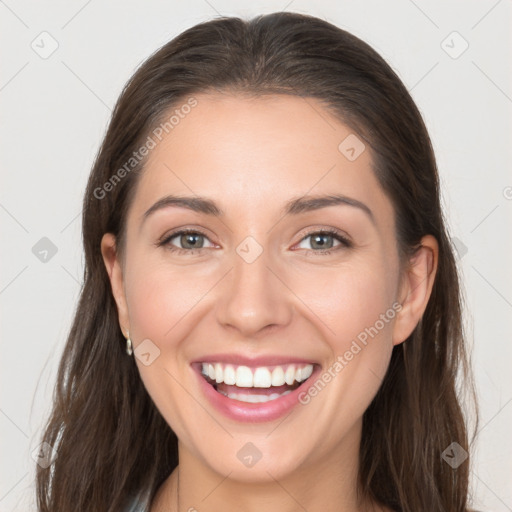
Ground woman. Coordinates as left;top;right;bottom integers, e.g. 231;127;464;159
36;12;477;512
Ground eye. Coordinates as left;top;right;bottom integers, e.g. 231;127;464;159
295;229;352;255
157;228;352;256
158;229;215;254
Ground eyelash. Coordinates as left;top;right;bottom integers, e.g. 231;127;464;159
157;228;352;256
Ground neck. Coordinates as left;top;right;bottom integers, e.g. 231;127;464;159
150;420;384;512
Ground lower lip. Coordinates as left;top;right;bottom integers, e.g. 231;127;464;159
193;365;320;423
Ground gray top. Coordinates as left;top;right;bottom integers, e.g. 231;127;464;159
124;491;150;512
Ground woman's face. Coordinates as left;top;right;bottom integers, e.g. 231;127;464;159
102;93;432;482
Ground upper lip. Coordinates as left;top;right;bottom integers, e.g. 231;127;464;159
190;353;319;368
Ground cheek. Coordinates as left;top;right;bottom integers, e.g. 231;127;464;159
289;267;397;447
295;260;398;350
124;257;214;341
293;256;399;418
123;258;214;443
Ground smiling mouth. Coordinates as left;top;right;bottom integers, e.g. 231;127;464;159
199;362;315;403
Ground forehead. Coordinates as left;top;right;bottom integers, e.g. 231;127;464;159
130;92;393;226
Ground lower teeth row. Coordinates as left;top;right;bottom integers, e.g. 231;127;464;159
217;389;292;403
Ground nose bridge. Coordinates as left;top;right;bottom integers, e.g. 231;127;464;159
215;235;292;336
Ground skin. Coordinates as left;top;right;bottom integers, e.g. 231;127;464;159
101;93;438;512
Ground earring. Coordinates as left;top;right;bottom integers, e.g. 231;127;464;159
125;331;133;356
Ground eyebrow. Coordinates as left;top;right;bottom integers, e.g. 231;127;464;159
142;193;375;225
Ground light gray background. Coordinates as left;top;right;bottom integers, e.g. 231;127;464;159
1;0;511;510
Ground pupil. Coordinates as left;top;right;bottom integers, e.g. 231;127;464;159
183;233;202;249
312;234;332;250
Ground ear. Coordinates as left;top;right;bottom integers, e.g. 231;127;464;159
392;235;438;346
100;233;130;336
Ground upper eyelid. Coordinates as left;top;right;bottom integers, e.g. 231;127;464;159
295;226;351;242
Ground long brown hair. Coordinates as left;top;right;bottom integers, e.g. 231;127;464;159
36;12;477;511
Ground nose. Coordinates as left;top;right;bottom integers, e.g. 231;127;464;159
215;243;293;338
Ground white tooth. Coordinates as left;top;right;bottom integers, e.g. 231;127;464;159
208;363;215;380
300;364;313;381
230;393;253;403
223;365;236;385
201;362;209;377
284;365;296;385
253;367;272;388
215;363;223;383
236;366;253;387
271;367;285;386
224;389;291;403
295;367;302;382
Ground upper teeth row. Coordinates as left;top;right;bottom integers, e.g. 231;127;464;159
201;363;314;388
